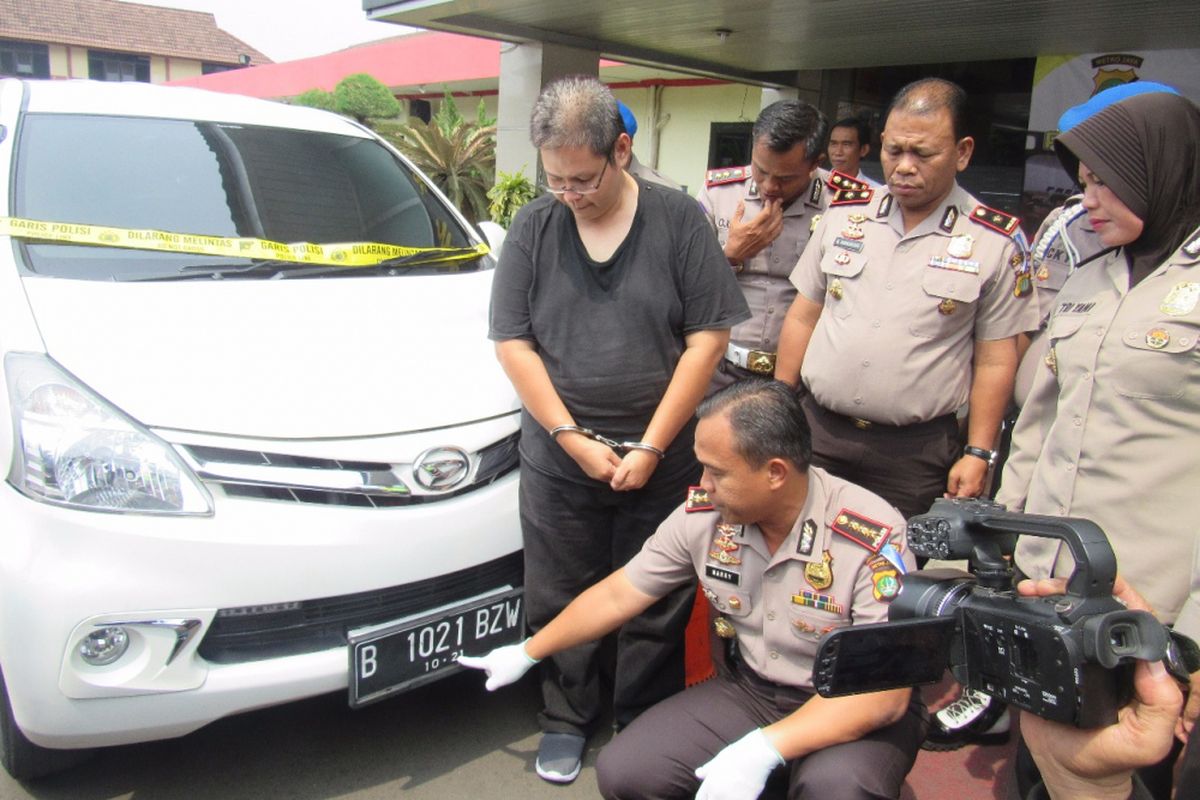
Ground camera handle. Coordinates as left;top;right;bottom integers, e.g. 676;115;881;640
977;511;1118;622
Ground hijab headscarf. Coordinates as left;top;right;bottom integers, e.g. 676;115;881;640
1054;92;1200;283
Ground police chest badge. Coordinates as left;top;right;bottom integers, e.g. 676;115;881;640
947;235;974;259
708;523;743;566
1160;282;1200;316
804;550;833;590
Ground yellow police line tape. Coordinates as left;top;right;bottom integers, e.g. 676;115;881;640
0;217;489;267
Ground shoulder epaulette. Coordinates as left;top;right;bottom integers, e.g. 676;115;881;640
969;204;1022;237
685;486;715;512
831;509;891;553
830;187;873;206
705;166;751;188
827;170;870;193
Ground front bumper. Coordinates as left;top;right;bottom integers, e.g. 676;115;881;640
0;465;521;749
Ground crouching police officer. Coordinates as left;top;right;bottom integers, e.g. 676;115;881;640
462;380;927;800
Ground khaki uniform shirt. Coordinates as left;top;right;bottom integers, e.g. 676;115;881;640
1015;197;1106;405
624;467;913;688
1001;231;1200;638
790;184;1040;424
697;169;829;354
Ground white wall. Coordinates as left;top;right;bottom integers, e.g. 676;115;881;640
614;83;763;195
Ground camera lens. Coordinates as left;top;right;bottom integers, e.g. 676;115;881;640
889;571;974;621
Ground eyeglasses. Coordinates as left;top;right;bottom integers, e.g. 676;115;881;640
541;157;610;196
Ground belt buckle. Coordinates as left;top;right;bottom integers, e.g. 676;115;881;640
851;417;872;430
747;350;776;375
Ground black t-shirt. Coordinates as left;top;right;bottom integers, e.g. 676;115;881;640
489;179;750;482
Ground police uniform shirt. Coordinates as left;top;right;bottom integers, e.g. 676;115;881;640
1029;196;1105;327
697;168;829;355
1001;230;1200;640
623;467;913;688
790;183;1040;425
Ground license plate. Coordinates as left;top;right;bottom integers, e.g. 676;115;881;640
348;587;524;707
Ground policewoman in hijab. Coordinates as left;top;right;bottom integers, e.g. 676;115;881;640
997;91;1200;796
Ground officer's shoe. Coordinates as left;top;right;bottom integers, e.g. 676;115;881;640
536;732;586;783
921;688;1011;751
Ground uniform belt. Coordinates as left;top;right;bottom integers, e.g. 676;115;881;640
725;343;776;375
807;397;956;433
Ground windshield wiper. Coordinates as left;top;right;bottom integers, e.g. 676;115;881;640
129;251;483;282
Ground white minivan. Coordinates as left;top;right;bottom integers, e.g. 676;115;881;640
0;78;523;779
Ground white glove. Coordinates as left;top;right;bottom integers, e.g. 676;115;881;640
694;728;785;800
458;639;540;691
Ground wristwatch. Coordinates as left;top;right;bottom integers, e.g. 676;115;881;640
963;445;999;466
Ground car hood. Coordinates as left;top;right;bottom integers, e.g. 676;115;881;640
21;272;519;438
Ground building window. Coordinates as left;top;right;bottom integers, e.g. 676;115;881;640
88;51;150;82
0;40;50;79
201;63;236;75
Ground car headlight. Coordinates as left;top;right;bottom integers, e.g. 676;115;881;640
5;352;212;515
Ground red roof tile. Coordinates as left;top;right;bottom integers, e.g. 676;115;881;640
0;0;271;65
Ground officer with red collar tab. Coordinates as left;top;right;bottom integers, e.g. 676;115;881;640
697;101;832;389
462;381;925;800
776;77;1038;524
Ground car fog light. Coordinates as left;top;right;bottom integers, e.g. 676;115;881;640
79;626;130;666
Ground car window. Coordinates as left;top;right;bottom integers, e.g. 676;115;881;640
12;113;480;280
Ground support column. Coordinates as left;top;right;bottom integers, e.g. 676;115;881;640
496;42;599;184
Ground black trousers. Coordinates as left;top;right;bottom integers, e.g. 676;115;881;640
802;394;960;522
519;457;699;736
596;664;928;800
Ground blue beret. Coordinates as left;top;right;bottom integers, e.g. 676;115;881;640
617;100;638;138
1057;80;1181;132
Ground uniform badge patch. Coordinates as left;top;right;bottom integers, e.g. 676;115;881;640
877;195;893;218
969;204;1022;237
828;278;845;300
809;177;824;205
834;237;864;253
1161;282;1200;316
831;188;873;206
705;166;751;187
831;509;891;553
872;569;901;601
804;550;834;590
1045;346;1058;376
1013;271;1033;298
1145;328;1171;349
827;171;870;193
810;214;822;233
940;206;959;233
947;234;974;258
797;519;818;555
708;524;743;565
938;298;957;315
686;486;714;512
791;590;845;615
713;616;736;638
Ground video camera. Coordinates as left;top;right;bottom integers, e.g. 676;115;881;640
813;497;1170;728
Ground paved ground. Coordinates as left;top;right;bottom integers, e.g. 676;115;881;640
0;667;1019;799
0;670;610;799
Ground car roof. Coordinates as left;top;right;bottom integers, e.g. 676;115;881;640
9;79;368;137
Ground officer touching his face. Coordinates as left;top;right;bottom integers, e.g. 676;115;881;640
698;101;831;390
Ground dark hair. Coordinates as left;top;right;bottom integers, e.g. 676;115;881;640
831;117;871;148
530;74;622;156
696;380;812;470
752;100;829;162
886;78;969;141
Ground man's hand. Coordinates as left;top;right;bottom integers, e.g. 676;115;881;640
610;449;659;492
724;199;783;264
694;728;784;800
458;641;540;691
1016;576;1183;800
558;432;622;483
945;454;988;498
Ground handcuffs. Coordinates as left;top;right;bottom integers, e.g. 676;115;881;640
548;425;666;459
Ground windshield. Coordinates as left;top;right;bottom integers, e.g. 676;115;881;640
12;113;484;280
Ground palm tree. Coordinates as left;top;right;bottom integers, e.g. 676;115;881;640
381;94;496;223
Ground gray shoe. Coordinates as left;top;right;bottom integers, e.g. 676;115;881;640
535;732;585;784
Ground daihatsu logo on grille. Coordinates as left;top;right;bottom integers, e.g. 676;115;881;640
413;447;470;491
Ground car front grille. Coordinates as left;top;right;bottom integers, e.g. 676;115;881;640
179;432;518;507
197;551;523;664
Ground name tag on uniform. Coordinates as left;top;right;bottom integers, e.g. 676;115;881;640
833;237;864;253
705;565;740;585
